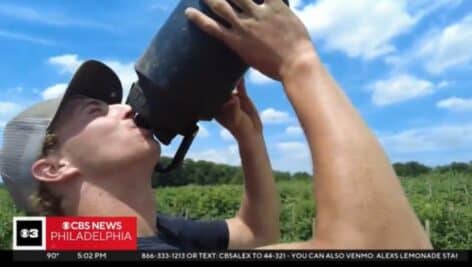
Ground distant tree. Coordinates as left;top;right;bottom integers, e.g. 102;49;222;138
436;162;471;174
233;167;244;184
393;161;431;177
154;158;472;187
274;171;291;182
293;172;311;180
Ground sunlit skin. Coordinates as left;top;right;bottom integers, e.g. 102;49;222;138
32;95;160;236
185;0;432;249
32;83;281;249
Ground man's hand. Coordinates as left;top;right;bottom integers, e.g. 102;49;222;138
216;79;262;140
215;81;280;249
185;0;316;80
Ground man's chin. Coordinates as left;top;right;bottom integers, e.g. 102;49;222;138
145;148;160;164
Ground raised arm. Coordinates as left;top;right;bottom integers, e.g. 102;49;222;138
186;0;432;249
216;81;280;248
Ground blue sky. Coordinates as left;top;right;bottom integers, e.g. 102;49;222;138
0;0;471;174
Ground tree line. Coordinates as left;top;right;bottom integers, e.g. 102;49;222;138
393;161;472;177
0;159;469;189
152;157;312;187
152;157;472;187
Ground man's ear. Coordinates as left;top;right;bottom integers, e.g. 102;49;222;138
32;158;79;183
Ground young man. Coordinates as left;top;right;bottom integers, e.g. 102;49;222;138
1;62;279;250
1;0;431;250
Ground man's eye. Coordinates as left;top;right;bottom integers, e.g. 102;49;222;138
89;107;102;115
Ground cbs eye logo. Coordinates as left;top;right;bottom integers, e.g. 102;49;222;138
20;228;39;239
13;217;46;250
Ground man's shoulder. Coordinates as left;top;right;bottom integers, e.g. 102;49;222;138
138;235;180;250
150;213;229;250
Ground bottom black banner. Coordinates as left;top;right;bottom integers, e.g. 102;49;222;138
2;250;469;262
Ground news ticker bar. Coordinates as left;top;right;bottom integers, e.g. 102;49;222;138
10;251;470;262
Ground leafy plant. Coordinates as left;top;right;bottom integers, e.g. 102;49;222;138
0;172;470;249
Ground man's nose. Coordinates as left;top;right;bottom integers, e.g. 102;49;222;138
111;104;134;119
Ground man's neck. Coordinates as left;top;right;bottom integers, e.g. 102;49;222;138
63;170;158;237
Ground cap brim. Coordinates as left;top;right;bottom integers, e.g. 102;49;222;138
49;60;123;129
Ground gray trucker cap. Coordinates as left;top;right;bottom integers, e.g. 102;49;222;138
0;60;123;213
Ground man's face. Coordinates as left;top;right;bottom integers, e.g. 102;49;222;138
52;95;160;177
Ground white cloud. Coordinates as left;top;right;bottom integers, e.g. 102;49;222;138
368;74;434;106
197;123;210;138
380;123;472;153
247;68;275;84
219;129;233;141
41;83;67;100
417;15;472;74
0;102;21;114
272;141;312;173
0;3;115;32
276;142;310;158
409;0;463;18
46;54;138;101
103;60;137;100
187;145;240;166
150;1;172;12
0;28;55;46
387;14;472;74
437;97;472;112
289;0;304;9
293;0;457;60
437;80;454;89
295;0;416;60
285;126;303;136
0;102;22;129
48;54;81;74
260;108;291;124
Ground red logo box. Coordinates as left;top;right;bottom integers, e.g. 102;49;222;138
46;217;137;251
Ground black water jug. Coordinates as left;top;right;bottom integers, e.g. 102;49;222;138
127;0;289;173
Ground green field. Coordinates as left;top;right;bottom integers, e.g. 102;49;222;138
1;172;471;249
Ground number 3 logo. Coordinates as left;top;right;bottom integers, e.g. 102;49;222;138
20;229;39;238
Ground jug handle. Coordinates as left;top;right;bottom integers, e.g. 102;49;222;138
153;125;199;175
